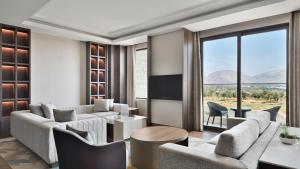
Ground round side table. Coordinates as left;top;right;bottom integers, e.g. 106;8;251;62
130;126;188;169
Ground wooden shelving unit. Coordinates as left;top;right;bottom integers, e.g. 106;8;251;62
0;24;30;137
86;42;108;104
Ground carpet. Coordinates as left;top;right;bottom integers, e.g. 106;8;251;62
0;137;206;169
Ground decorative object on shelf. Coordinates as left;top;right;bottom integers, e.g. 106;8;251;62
279;124;299;145
0;23;31;138
86;42;109;104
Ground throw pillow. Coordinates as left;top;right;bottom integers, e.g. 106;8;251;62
246;111;271;134
53;109;77;122
94;99;110;112
109;99;114;111
29;104;45;117
214;119;259;158
41;103;56;120
66;125;94;144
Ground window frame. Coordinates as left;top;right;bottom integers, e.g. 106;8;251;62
135;48;148;99
200;23;289;125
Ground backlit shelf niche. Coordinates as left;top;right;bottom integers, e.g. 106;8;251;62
86;42;107;104
0;24;30;117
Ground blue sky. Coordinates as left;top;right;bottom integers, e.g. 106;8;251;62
203;29;287;76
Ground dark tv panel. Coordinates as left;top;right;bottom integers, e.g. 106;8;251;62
149;74;182;100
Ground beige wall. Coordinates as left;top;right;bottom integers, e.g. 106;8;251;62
150;29;184;127
31;32;86;107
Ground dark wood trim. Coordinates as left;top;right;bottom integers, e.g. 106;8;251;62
237;33;242;117
120;46;126;103
109;45;127;103
111;45;120;102
107;45;112;99
147;36;152;125
86;42;109;104
286;22;291;126
0;23;31;138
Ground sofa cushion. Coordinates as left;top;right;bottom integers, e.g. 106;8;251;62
215;119;259;158
240;122;280;169
246;111;270;134
77;114;98;120
62;105;94;114
92;111;119;117
29;104;45;117
53;109;77;122
194;143;216;153
41;104;56;120
94;99;110;112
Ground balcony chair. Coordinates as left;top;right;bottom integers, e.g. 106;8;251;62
264;106;281;121
53;127;126;169
207;101;228;127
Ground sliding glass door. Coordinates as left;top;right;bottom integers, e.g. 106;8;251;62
241;29;287;122
203;36;237;128
202;25;288;128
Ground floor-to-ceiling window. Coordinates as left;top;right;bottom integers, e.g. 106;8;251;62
135;49;148;99
203;36;238;128
202;25;288;128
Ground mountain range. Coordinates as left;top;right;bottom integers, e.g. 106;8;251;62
204;70;286;84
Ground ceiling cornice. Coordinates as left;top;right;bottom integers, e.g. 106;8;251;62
22;0;285;45
22;19;112;44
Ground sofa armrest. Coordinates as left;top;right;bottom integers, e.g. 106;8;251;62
158;143;246;169
10;111;63;164
227;117;246;129
113;103;129;116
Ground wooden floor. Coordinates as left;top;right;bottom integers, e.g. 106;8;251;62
0;156;10;169
0;130;219;169
189;130;219;140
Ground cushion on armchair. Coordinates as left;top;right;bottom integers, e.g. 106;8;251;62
66;125;94;144
214;119;259;158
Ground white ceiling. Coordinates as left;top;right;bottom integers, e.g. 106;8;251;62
0;0;49;26
1;0;300;45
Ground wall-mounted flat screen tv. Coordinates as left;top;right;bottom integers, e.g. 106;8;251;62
149;74;182;100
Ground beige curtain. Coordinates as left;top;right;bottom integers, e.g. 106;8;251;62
192;32;204;131
289;11;300;127
126;45;137;107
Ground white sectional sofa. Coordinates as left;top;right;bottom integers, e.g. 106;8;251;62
10;103;129;166
158;111;280;169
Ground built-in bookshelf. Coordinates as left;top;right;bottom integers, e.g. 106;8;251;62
86;42;108;104
0;24;30;134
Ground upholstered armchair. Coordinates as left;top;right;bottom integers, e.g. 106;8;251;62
53;127;126;169
264;106;281;121
207;101;229;127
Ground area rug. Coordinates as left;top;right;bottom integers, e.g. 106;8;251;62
0;137;206;169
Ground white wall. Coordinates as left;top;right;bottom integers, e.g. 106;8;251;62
151;29;184;127
31;32;86;107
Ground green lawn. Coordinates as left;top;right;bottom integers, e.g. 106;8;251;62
203;84;286;124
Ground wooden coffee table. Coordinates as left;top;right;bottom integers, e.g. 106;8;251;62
130;126;188;169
